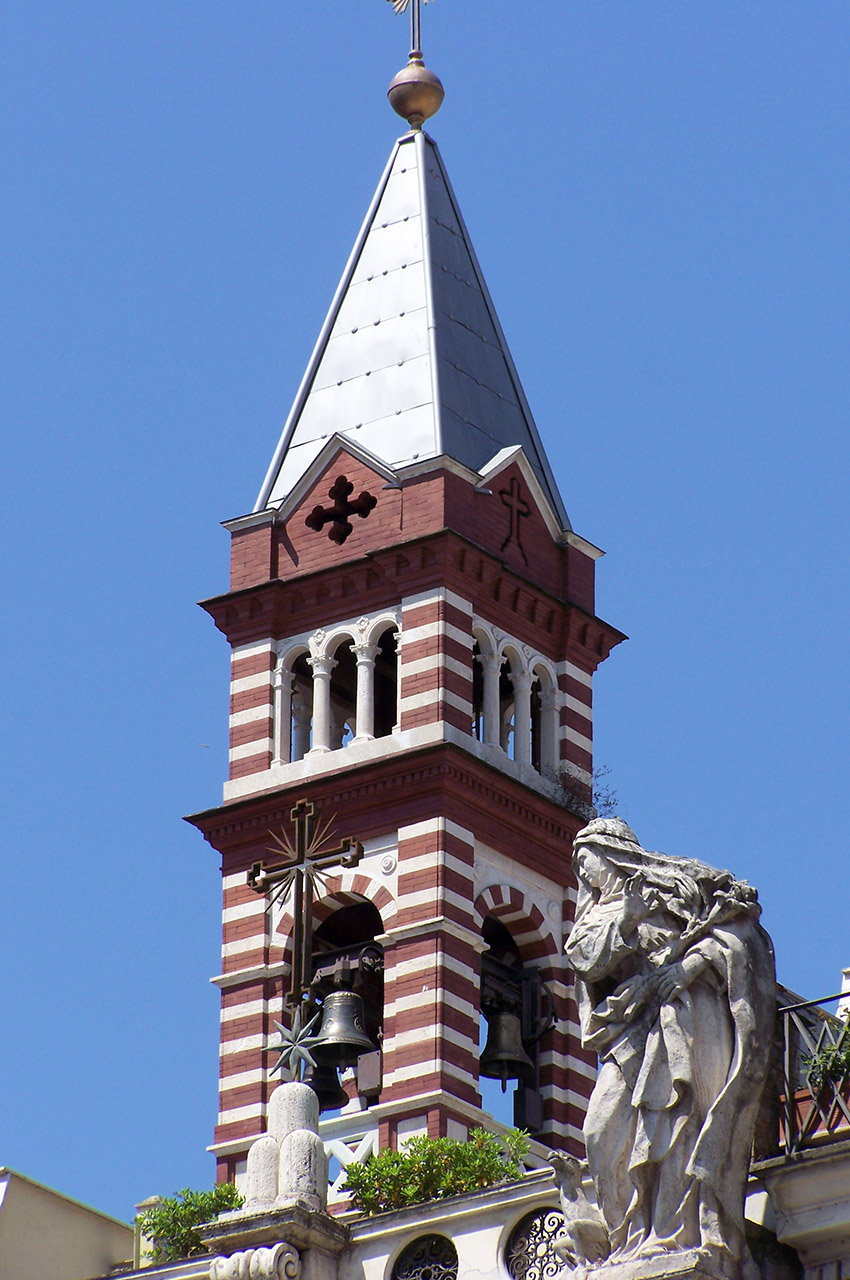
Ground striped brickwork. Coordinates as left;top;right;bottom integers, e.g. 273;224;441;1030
228;639;275;782
214;856;397;1179
558;657;594;789
214;868;277;1172
379;817;482;1146
398;589;474;737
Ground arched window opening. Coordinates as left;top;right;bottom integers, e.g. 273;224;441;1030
530;666;558;775
372;628;398;739
530;677;542;772
310;901;384;1113
328;641;357;749
472;641;485;740
290;653;312;761
499;661;516;758
479;915;552;1135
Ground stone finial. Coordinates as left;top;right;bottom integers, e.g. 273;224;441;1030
245;1133;281;1207
243;1081;326;1214
268;1081;319;1144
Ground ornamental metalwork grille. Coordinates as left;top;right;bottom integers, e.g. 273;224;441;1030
505;1208;567;1280
392;1234;458;1280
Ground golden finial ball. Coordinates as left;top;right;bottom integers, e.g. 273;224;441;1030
388;53;445;128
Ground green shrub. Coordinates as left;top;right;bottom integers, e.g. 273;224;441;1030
136;1184;244;1262
340;1127;530;1215
806;1038;850;1096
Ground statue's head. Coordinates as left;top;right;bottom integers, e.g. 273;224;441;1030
572;818;643;890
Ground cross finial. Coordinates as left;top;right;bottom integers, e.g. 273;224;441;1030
386;0;427;58
386;0;444;129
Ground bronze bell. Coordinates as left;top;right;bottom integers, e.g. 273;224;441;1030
479;1009;535;1092
312;990;376;1068
303;1061;349;1113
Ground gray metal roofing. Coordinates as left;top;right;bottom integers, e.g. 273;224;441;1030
256;129;570;531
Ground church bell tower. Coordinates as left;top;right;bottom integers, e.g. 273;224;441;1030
188;37;624;1197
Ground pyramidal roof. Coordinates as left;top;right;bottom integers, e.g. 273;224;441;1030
255;128;570;530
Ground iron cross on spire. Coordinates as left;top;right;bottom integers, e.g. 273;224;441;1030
248;799;363;1007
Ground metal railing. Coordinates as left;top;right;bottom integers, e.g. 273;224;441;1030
776;991;850;1157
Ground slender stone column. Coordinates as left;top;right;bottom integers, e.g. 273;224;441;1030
352;641;379;743
392;630;402;733
479;652;502;746
537;685;559;773
512;669;534;765
307;655;336;754
291;693;311;760
271;665;293;767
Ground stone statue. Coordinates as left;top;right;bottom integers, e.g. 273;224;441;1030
564;818;775;1279
549;1152;610;1278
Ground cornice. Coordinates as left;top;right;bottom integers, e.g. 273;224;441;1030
199;528;625;667
186;742;582;881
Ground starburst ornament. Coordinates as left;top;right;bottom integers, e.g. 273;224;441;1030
386;0;431;14
265;1004;323;1082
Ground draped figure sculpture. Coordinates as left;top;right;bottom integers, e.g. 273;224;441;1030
564;818;775;1278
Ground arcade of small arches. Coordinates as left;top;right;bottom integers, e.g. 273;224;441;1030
270;613;561;777
271;613;401;763
470;625;559;774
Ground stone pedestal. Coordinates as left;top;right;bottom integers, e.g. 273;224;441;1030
581;1252;735;1280
198;1204;348;1280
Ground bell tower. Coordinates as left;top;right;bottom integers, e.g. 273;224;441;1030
188;46;624;1197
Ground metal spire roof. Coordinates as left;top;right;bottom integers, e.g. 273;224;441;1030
255;129;571;531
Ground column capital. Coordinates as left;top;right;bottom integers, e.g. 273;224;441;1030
351;640;379;664
511;668;535;693
308;654;337;679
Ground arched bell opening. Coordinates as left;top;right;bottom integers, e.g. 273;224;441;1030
471;641;485;740
478;915;553;1136
290;652;312;761
309;901;384;1112
372;626;398;739
328;639;357;749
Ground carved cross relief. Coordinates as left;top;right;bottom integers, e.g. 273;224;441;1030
500;476;530;565
305;475;378;545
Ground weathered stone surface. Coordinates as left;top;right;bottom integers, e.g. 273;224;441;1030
268;1083;319;1145
278;1130;329;1213
565;818;776;1280
246;1133;281;1207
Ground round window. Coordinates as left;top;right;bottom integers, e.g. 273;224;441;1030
391;1234;458;1280
504;1208;567;1280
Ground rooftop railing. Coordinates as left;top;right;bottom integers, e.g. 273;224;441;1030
775;991;850;1157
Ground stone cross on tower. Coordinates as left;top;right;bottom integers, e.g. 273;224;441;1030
248;800;363;1006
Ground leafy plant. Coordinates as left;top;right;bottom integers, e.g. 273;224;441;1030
806;1038;850;1096
543;764;619;821
136;1184;244;1262
340;1127;530;1215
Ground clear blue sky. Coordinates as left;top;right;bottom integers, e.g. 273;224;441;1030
2;0;848;1226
